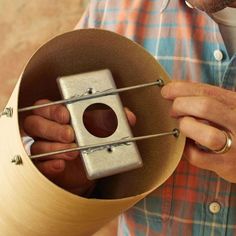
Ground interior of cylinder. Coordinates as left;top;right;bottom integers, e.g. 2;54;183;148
18;29;185;199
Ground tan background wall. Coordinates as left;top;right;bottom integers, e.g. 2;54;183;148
0;0;89;110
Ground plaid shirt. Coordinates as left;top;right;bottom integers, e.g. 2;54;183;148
77;0;236;235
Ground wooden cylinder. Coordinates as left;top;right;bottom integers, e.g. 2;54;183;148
0;29;185;236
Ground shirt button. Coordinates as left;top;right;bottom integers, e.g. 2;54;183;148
185;1;194;8
214;49;224;61
209;201;221;214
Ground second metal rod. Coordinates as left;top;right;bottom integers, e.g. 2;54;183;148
30;128;179;159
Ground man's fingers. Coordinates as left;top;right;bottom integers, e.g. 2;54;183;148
83;108;118;137
32;100;136;127
184;140;236;183
33;99;70;124
183;141;221;172
83;106;137;137
24;115;75;143
31;141;79;160
179;116;228;151
161;81;236;108
35;159;66;177
124;107;136;126
170;96;234;130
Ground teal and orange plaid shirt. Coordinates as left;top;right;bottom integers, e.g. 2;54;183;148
77;0;236;235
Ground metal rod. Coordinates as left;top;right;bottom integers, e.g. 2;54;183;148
29;129;179;159
18;80;164;112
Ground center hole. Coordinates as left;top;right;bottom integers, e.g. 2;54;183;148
83;103;118;138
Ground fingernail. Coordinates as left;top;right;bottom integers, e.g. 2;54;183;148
56;106;70;124
161;86;168;98
53;160;63;170
125;107;131;112
62;126;74;143
124;107;136;126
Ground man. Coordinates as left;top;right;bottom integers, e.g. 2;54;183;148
23;0;236;235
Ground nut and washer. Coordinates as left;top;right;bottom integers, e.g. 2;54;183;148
0;107;13;118
11;155;23;165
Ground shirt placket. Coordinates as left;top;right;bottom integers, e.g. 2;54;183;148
203;172;231;236
221;54;236;90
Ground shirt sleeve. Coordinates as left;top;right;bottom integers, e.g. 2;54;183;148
74;0;105;30
74;4;90;29
22;136;34;155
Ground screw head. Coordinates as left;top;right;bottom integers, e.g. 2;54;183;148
107;146;114;153
173;128;180;138
156;79;164;87
87;88;94;94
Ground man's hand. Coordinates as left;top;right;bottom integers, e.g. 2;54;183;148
161;81;236;183
22;99;136;195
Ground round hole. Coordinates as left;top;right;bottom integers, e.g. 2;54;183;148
83;103;118;138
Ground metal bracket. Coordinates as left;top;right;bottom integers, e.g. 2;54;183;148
57;69;143;179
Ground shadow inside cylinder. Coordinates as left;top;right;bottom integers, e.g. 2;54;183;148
18;29;184;199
